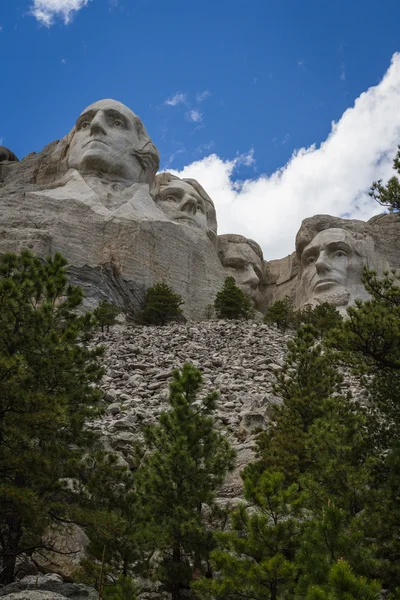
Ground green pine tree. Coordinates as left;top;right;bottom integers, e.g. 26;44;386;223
142;282;184;325
0;250;104;584
264;296;297;332
297;303;343;338
369;146;400;212
305;560;380;600
249;325;343;483
214;276;254;320
76;450;155;586
194;471;303;600
94;299;120;332
135;364;236;600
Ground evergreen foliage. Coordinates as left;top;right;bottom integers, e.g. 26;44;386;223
0;250;104;584
369;146;400;212
305;560;381;600
135;364;236;600
141;282;184;325
297;303;343;337
214;276;254;320
77;450;150;584
194;471;303;600
94;299;120;332
103;575;139;600
250;325;343;483
264;295;297;332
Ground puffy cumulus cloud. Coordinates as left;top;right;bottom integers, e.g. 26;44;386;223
30;0;90;26
172;53;400;260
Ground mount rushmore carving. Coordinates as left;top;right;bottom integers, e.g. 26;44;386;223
1;98;400;317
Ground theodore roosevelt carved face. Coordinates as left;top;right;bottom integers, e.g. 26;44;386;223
218;234;264;303
68;99;159;185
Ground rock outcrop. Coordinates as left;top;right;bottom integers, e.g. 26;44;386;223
89;321;293;500
2;100;400;316
0;574;97;600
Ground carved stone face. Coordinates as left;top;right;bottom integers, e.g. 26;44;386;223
299;228;363;307
68;99;144;183
156;179;209;232
220;241;263;301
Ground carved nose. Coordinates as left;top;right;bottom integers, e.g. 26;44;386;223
242;265;259;288
90;111;107;136
179;195;197;215
315;253;331;274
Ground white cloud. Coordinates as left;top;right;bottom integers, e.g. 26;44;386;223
340;63;346;81
196;90;211;103
0;137;4;146
164;93;187;107
186;109;203;123
30;0;90;26
172;53;400;260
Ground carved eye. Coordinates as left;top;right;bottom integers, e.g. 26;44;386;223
197;203;205;214
164;195;177;203
113;119;124;127
333;250;347;258
307;256;316;265
81;121;90;129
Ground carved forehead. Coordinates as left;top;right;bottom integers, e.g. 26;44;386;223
303;228;351;253
160;179;201;196
78;99;137;124
222;241;263;266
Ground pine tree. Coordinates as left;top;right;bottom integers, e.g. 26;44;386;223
305;560;381;600
142;282;184;325
214;276;254;320
369;146;400;212
194;471;303;600
94;299;120;332
0;250;104;584
264;296;297;332
297;303;343;338
76;450;153;585
249;325;343;483
135;364;236;600
325;268;400;589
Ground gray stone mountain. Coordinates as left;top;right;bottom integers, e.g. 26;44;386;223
2;98;400;316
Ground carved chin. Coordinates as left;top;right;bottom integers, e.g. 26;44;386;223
309;287;350;307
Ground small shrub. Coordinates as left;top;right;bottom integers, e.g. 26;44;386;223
264;296;296;332
142;282;184;325
94;299;120;332
214;276;254;320
204;304;215;320
103;575;138;600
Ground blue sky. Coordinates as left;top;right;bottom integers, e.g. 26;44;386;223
2;0;400;258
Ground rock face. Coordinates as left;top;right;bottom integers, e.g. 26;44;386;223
0;100;226;319
90;321;291;501
0;574;97;600
263;213;400;311
2;99;400;316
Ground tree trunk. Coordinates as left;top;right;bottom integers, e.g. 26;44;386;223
0;517;23;585
171;540;181;600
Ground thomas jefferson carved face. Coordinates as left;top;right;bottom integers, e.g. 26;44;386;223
218;236;264;302
68;99;155;184
156;179;208;231
299;228;363;307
